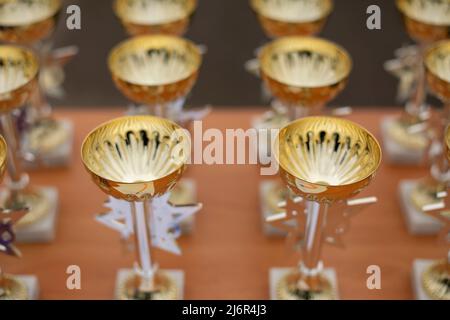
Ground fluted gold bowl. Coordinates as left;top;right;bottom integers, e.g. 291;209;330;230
108;34;202;106
396;0;450;43
425;40;450;102
250;0;333;38
0;0;61;44
0;135;7;180
114;0;197;36
81;115;191;202
274;116;382;202
0;45;39;113
259;36;351;108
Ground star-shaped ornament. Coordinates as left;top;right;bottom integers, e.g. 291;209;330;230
0;207;29;257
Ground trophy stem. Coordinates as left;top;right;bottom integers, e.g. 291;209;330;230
29;82;52;120
298;200;328;291
407;45;428;119
131;200;156;295
0;114;28;201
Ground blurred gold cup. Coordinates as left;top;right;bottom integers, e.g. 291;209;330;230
273;116;381;299
108;34;202;119
250;0;333;38
82;115;191;300
259;36;351;120
114;0;197;36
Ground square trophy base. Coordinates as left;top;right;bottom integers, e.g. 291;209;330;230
23;119;74;169
380;117;427;165
170;178;196;235
115;269;184;300
14;187;59;243
399;180;442;235
269;268;339;300
260;180;287;236
1;275;39;300
412;259;438;300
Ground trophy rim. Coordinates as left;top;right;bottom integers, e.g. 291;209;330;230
81;115;191;187
274;116;382;190
250;0;334;24
259;36;352;89
0;44;39;95
424;39;450;85
0;135;7;178
108;34;202;87
396;0;450;27
113;0;197;26
0;0;61;27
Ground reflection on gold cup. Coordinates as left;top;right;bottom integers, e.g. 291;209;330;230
114;0;197;36
396;0;450;44
273;116;381;299
108;34;202;108
0;0;61;44
425;40;450;103
259;36;351;118
250;0;333;38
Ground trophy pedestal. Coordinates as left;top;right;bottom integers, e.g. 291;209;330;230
380;117;427;165
14;187;59;243
260;180;287;236
23;119;74;169
269;268;339;300
399;180;442;235
170;178;196;235
412;259;437;300
0;275;39;300
115;269;184;300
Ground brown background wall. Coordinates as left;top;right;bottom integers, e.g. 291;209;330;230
53;0;414;108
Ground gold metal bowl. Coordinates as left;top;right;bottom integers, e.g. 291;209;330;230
425;40;450;102
259;36;351;108
0;45;39;113
274;116;382;202
108;34;202;106
0;135;6;180
0;0;61;44
114;0;197;36
81;115;191;202
250;0;333;38
396;0;450;43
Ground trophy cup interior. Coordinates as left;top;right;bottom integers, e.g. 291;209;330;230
259;36;351;109
251;0;332;24
0;45;39;113
425;40;450;102
0;0;61;43
81;115;191;201
114;0;197;36
275;116;381;202
108;34;202;105
396;0;450;43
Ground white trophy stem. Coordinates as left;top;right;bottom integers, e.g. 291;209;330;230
407;44;428;118
300;201;328;283
131;200;155;293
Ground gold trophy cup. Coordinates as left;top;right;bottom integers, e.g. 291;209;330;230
0;0;77;167
114;0;197;36
250;0;333;38
269;116;381;299
382;0;450;165
82;115;198;300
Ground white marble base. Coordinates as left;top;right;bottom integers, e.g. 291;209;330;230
16;187;59;243
115;269;184;300
412;259;435;300
260;180;287;237
269;267;339;300
399;180;442;235
380;117;426;165
23;120;74;169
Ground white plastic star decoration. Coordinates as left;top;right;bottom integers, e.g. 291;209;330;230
97;194;202;255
